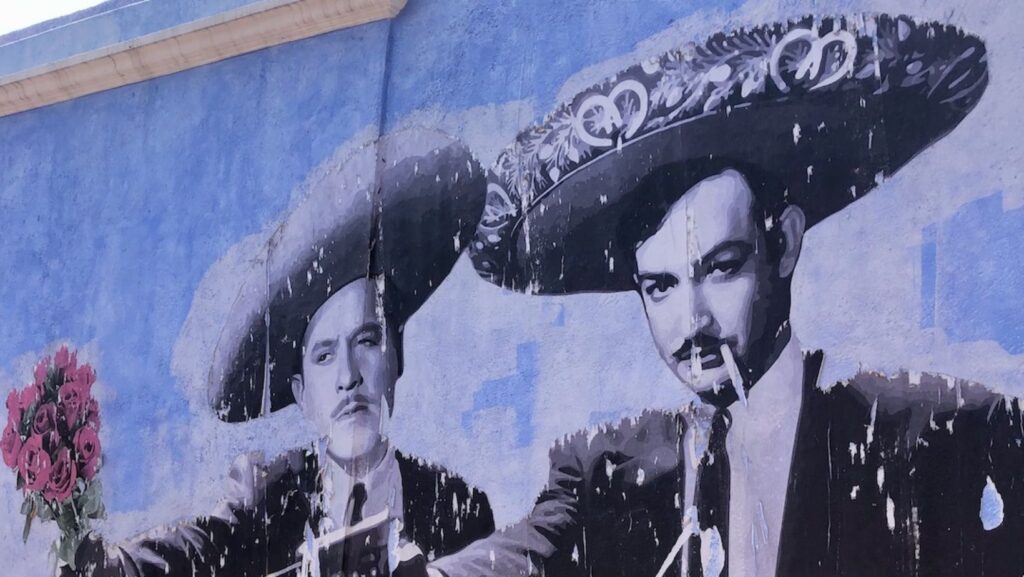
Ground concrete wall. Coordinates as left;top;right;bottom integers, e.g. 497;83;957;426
2;0;1023;574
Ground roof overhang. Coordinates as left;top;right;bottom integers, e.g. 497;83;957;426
0;0;406;118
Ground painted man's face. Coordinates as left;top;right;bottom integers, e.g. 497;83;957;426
634;169;792;398
291;277;399;463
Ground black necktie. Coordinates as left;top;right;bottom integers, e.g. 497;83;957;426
348;482;367;526
686;408;731;577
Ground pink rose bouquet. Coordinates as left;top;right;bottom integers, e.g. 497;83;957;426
3;346;105;569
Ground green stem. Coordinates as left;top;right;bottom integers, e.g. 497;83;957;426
22;501;35;543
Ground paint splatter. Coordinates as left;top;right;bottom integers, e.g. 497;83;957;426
980;476;1004;531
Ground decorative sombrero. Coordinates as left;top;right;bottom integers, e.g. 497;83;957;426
471;14;988;294
208;129;486;422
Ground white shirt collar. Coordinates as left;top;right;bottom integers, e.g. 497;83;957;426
680;333;806;577
683;334;804;441
728;333;805;576
746;332;804;408
320;442;404;534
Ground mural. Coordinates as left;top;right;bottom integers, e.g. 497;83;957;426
2;3;1023;577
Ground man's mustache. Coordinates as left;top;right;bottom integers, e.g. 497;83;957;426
329;394;375;420
672;334;729;363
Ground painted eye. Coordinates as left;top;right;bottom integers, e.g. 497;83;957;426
707;259;743;278
316;352;333;364
643;278;674;301
356;333;380;347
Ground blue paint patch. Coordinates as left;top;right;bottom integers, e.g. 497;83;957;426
920;224;937;328
589;409;627;426
383;0;746;128
461;342;538;448
923;192;1024;354
543;303;566;327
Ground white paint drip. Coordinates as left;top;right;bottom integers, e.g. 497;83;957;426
866;399;878;446
721;344;747;407
886;496;896;532
655;508;695;577
700;526;725;577
980;476;1005;531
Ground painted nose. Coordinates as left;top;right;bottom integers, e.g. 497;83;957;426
335;352;363;392
682;283;713;338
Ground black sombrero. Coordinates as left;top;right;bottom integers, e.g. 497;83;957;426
471;14;988;294
208;129;486;422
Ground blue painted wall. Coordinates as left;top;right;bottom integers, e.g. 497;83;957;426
2;0;1023;572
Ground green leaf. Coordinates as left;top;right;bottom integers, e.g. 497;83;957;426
38;502;54;521
22;402;38;432
56;531;81;570
45;368;60;397
22;502;35;543
78;484;100;517
20;495;32;515
33;494;49;519
57;501;78;532
84;480;104;518
19;409;32;434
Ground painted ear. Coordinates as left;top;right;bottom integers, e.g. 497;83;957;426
778;204;806;279
290;374;304;408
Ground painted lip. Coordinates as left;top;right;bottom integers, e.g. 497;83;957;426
330;396;373;420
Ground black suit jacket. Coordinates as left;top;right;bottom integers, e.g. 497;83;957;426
71;448;494;577
433;352;1024;577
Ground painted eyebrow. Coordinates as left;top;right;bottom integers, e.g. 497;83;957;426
308;338;337;356
700;239;755;262
636;239;755;280
348;321;383;343
635;271;678;283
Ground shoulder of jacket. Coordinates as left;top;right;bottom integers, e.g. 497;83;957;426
822;365;1022;445
395;450;486;500
550;408;680;463
834;367;1007;415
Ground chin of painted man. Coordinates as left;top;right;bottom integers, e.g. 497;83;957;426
289;277;400;465
633;168;805;400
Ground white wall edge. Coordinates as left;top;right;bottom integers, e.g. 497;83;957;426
0;0;406;118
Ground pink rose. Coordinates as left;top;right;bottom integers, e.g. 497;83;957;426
33;358;49;388
69;364;96;393
54;346;73;371
17;435;51;492
58;383;86;428
18;383;41;415
5;389;22;428
44;447;77;502
1;421;22;469
74;427;101;481
82;398;101;432
32;402;57;435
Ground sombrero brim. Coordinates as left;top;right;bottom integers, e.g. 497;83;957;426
208;129;486;422
471;14;988;294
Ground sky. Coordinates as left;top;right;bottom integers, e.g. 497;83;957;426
0;0;106;36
